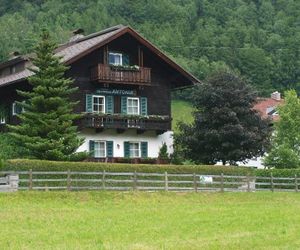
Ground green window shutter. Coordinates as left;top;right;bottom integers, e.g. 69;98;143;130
106;141;114;157
86;94;93;113
141;142;148;158
140;97;148;116
124;141;130;158
105;96;114;114
121;96;127;114
89;140;95;157
123;54;129;66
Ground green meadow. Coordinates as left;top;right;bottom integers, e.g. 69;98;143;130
1;191;299;249
171;100;194;132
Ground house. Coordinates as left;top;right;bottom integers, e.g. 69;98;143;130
238;91;284;168
253;91;283;123
0;25;199;161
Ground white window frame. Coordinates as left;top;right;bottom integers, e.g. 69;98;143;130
94;140;106;158
129;142;141;158
92;95;105;114
12;102;18;116
0;116;5;124
127;97;140;115
12;102;25;116
109;52;123;66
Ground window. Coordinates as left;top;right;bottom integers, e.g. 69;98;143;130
12;102;24;116
10;66;16;74
93;95;105;113
109;52;123;66
94;141;106;158
127;97;139;115
0;116;5;124
129;142;140;158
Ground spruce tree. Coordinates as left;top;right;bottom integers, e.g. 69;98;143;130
9;30;83;161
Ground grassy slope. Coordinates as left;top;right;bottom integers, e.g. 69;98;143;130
1;192;300;249
171;100;194;132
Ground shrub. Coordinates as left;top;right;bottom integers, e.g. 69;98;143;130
0;133;29;159
158;143;169;160
2;159;254;175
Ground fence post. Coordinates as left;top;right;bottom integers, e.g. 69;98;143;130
8;174;19;192
133;171;137;191
102;170;106;190
295;174;298;192
247;174;250;192
67;169;71;191
221;173;224;192
29;169;33;191
164;171;168;191
193;173;197;192
271;173;274;192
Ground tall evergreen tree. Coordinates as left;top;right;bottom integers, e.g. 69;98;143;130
9;30;83;160
176;71;272;165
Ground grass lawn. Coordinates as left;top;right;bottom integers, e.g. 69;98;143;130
171;100;194;132
0;192;300;249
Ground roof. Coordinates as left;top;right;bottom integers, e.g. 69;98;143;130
0;25;200;88
253;97;284;122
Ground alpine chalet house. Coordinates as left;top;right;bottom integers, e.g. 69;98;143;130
0;25;199;161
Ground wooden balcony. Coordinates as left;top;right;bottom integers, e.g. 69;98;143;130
91;64;151;85
82;114;171;133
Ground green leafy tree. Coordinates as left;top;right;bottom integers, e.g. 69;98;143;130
176;71;272;165
264;90;300;168
9;30;83;161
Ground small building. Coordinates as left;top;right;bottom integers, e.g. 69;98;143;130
0;25;199;161
253;91;283;123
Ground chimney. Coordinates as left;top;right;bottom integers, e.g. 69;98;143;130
271;91;281;101
9;51;20;59
69;28;85;42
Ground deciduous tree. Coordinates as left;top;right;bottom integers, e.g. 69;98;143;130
264;90;300;168
176;71;271;165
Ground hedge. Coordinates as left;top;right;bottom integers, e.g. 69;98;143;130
3;159;300;177
1;159;255;175
1;159;255;189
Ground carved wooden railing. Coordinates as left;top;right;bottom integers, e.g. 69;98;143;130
91;64;151;84
83;114;171;132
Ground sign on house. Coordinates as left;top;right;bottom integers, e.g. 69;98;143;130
96;88;137;96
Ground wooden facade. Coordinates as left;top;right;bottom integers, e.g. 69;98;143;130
0;25;199;159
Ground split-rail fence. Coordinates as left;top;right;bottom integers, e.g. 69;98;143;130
1;170;300;192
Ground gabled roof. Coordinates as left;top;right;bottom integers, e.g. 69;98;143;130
0;25;200;88
253;97;284;122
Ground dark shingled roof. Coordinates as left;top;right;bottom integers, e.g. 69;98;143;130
0;25;200;88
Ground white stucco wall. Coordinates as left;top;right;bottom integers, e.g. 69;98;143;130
77;129;174;158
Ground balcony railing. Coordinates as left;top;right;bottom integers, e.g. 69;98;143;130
82;113;171;132
91;64;151;84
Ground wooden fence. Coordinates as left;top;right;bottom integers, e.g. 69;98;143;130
1;170;300;192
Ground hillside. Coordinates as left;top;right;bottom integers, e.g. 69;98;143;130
0;0;299;96
171;100;194;132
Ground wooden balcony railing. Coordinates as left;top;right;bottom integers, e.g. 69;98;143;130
91;64;151;84
82;114;171;132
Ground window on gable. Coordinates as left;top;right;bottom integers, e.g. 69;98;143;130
12;102;24;115
127;97;139;115
0;116;5;124
93;95;105;113
109;52;123;66
129;142;140;158
10;66;16;74
94;141;106;158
